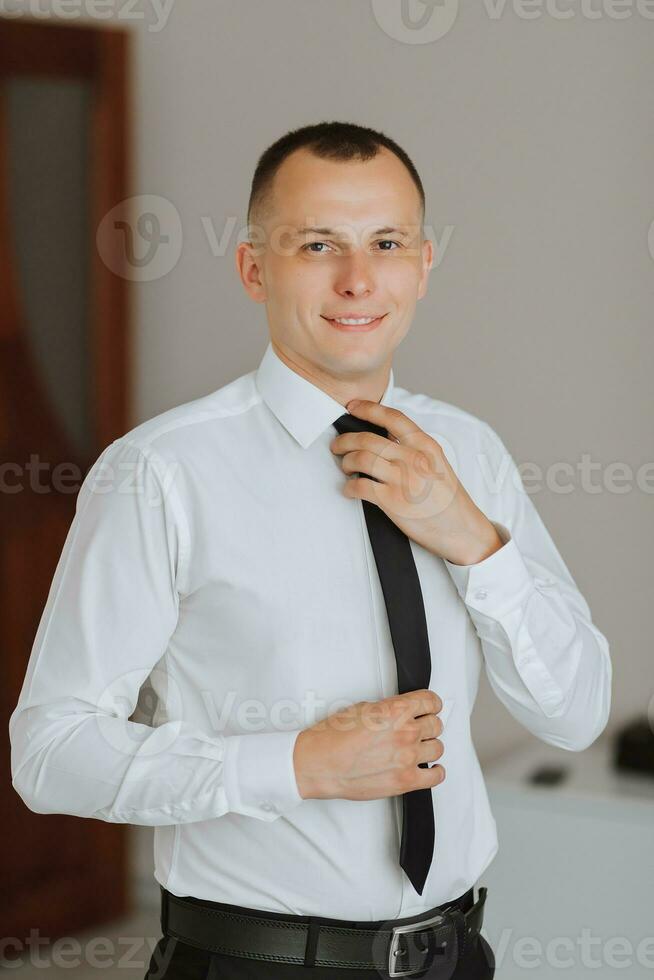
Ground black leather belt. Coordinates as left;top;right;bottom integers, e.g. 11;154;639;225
161;884;488;977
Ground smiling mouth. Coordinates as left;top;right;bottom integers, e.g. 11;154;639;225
321;314;387;332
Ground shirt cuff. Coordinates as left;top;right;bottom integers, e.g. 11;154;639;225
222;728;304;821
443;521;534;617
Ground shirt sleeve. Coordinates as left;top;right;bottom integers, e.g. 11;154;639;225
443;424;612;752
9;438;304;825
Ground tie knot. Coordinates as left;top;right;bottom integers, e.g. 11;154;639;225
332;413;388;438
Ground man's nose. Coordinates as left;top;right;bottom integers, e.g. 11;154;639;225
332;251;377;296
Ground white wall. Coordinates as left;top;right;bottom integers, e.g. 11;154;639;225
12;0;653;764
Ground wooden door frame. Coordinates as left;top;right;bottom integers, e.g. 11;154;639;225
0;17;131;452
0;18;132;944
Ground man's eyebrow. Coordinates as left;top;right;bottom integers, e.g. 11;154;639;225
294;226;412;239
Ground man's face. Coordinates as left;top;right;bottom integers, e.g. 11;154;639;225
237;146;433;381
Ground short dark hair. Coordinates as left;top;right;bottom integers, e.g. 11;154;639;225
247;120;425;233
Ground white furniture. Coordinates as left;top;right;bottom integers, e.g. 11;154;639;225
480;735;654;978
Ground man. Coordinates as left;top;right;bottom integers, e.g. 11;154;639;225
10;121;611;980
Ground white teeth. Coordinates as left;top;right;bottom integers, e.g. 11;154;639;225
332;317;378;325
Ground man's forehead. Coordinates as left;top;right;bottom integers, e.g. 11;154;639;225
268;201;421;231
277;190;418;223
265;146;422;226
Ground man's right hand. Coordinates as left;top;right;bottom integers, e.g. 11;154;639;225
292;689;445;801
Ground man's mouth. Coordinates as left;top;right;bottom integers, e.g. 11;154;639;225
321;314;387;332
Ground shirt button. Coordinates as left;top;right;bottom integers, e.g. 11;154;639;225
474;588;489;600
261;802;275;813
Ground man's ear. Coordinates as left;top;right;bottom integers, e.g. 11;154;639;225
417;237;434;300
235;241;267;303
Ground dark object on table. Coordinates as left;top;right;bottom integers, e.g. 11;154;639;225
528;764;569;786
613;716;654;777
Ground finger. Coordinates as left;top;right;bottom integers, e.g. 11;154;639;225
417;737;444;766
395;690;442;737
346;401;424;446
416;762;446;788
418;714;443;739
331;430;403;459
409;689;443;716
340;449;398;485
342;475;386;507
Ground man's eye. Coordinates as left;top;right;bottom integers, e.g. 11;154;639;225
303;242;331;253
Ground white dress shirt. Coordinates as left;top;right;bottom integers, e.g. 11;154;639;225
9;340;612;919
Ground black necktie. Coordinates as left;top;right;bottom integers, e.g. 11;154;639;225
332;412;436;896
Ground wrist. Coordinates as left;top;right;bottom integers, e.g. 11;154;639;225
447;521;504;566
293;729;320;800
293;728;342;800
465;529;504;564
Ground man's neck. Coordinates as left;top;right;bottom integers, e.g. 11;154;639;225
270;340;390;407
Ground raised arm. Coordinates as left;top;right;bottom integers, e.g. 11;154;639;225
444;424;612;751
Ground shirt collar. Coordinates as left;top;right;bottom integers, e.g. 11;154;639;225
255;341;395;449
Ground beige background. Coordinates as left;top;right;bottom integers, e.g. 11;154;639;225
15;0;653;765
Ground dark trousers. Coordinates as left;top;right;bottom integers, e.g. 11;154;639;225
144;895;495;980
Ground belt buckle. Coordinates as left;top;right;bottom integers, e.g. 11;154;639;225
388;911;448;978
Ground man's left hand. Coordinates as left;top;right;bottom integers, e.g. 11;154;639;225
330;399;504;567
